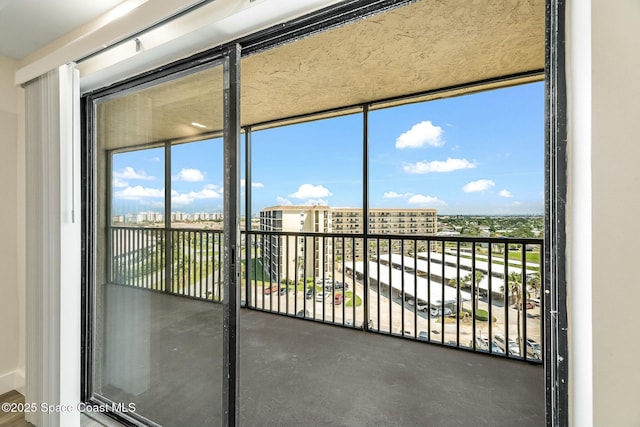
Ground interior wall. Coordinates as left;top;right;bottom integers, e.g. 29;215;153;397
567;0;592;425
0;55;25;394
590;1;640;426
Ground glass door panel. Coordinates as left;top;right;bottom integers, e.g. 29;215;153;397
94;62;226;426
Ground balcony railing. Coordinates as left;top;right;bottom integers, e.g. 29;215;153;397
110;226;224;302
109;226;543;362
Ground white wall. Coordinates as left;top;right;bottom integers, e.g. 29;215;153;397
569;1;640;425
0;55;25;394
15;0;640;424
590;1;640;426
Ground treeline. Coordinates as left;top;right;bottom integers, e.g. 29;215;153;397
438;215;544;238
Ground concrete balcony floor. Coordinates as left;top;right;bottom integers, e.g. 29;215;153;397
98;285;544;426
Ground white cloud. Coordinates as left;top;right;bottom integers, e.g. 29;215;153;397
140;200;164;208
383;191;447;207
462;179;496;193
113;166;155;181
289;184;333;199
276;196;292;206
114;185;164;200
305;199;328;206
499;189;513;198
173;168;205;182
403;158;475;174
170;186;223;207
383;191;409;199
407;194;447;207
241;179;264;188
395;121;444;149
171;194;194;207
112;177;129;188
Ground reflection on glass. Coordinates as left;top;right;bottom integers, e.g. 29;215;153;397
95;64;225;426
171;139;224;229
111;147;165;227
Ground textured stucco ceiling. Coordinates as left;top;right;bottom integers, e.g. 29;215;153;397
99;66;224;150
99;0;544;150
242;0;544;126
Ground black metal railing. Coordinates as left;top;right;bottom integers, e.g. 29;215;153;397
110;226;224;302
109;226;543;362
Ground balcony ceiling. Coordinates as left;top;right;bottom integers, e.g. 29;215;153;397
99;0;544;150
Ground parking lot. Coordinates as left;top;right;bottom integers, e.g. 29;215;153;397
244;273;542;359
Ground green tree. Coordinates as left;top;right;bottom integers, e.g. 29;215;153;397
473;271;484;310
503;272;524;354
528;272;541;299
462;271;485;311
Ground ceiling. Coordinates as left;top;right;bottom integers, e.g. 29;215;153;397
97;0;545;150
241;0;544;125
0;0;125;60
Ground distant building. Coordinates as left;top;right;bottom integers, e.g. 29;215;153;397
259;205;437;281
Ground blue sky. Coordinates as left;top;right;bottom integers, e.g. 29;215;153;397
111;82;543;216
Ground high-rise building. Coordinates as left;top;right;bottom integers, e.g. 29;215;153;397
259;205;437;282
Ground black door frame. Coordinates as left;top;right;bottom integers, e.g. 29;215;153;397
81;1;568;426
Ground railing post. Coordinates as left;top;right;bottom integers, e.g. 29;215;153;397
362;104;369;331
222;44;241;427
244;126;253;308
164;140;172;294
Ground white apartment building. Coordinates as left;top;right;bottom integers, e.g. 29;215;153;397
259;205;437;282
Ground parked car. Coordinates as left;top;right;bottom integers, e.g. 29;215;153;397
491;340;505;354
315;292;330;302
317;278;333;290
305;288;314;299
416;300;429;312
334;294;343;305
475;337;505;354
296;309;310;318
526;338;542;359
345;319;373;329
264;284;279;294
494;333;520;356
430;306;452;317
278;287;288;295
418;331;428;341
513;300;537;310
474;336;489;351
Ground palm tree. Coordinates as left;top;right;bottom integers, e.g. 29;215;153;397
461;274;471;289
504;272;524;354
461;272;484;311
473;271;484;311
528;272;541;299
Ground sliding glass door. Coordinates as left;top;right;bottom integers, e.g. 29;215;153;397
88;52;239;426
